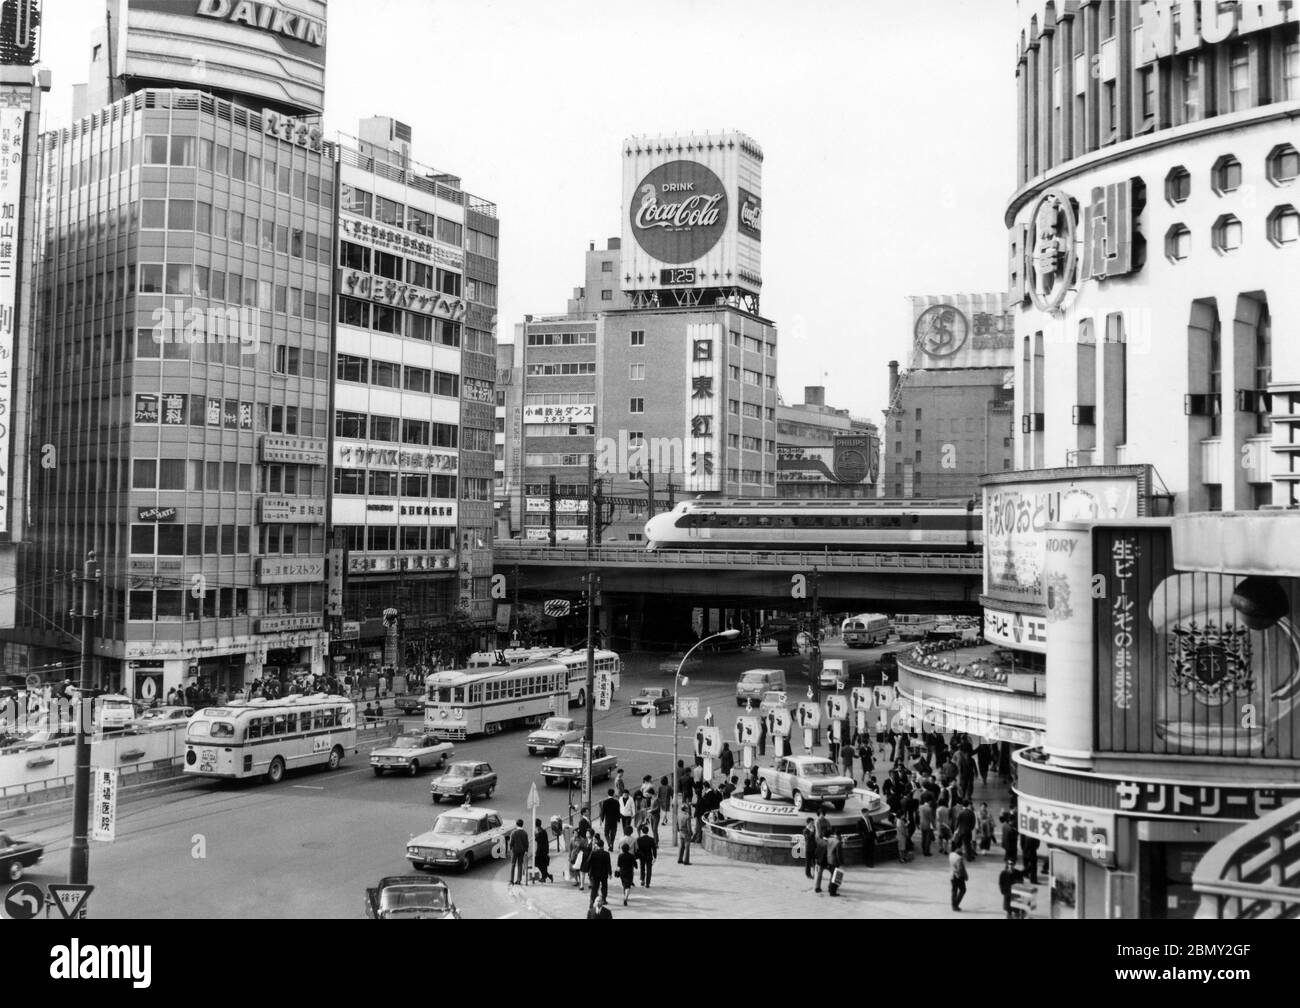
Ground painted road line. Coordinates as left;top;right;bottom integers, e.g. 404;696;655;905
291;785;325;790
604;746;673;757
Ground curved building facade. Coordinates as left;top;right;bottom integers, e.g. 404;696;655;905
1002;1;1300;920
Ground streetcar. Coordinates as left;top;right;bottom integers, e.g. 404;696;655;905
183;694;357;784
643;498;980;552
424;664;569;741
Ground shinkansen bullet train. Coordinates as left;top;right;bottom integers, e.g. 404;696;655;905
643;498;981;552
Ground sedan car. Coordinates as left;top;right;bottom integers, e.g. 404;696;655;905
430;760;497;803
757;756;856;811
541;743;616;786
370;733;454;776
365;875;461;919
129;705;194;729
629;687;672;716
0;830;43;882
406;806;514;872
758;690;788;718
526;716;582;756
657;653;703;676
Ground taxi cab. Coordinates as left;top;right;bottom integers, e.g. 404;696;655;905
406;805;515;872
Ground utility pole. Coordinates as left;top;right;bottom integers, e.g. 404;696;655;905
646;459;655;519
586;453;596;548
809;567;822;749
582;569;597;816
512;563;520;645
69;550;100;886
548;474;557;547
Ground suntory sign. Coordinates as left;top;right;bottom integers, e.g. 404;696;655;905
629;160;728;264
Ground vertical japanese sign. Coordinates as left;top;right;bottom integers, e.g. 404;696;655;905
92;767;118;842
685;322;721;492
0;107;24;533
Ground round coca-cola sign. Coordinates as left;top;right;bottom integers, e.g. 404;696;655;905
629;160;728;264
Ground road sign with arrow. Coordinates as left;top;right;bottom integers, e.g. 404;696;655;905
4;882;44;920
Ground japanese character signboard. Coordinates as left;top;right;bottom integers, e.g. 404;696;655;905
595;670;612;711
0;107;23;533
1016;797;1114;865
523;404;595;424
685;322;721;493
92;767;118;842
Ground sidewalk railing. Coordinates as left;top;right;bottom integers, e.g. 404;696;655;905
1193;797;1300;919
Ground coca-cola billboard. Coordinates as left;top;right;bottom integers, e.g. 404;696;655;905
738;187;762;240
628;160;728;264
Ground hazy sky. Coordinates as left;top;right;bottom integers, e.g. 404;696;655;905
42;0;1019;424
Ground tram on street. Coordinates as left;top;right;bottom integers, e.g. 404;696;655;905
424;664;570;741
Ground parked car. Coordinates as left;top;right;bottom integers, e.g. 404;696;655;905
371;733;454;777
394;693;428;716
629;687;673;716
541;743;616;786
365;875;461;919
757;755;856;811
526;716;582;756
0;830;44;882
658;653;703;676
129;705;194;729
430;760;497;803
405;806;516;873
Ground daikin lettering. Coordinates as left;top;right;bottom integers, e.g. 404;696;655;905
196;0;326;47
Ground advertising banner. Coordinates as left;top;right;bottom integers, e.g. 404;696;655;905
1094;524;1300;761
523;404;594;424
909;293;1015;370
777;436;879;485
983;467;1147;607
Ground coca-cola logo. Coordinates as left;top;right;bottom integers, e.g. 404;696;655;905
738;187;762;239
629;160;728;264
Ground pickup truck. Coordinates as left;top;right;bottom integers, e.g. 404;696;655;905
541;743;616;786
370;733;455;776
364;875;461;919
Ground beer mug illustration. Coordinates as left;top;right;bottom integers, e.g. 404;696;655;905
1148;573;1300;756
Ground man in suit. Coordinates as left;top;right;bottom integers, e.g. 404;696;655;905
508;818;529;885
953;799;977;861
600;789;621;850
586;837;612;907
801;817;818;879
635;824;657;888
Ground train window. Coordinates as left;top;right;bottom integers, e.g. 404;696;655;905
736;516;749;527
829;516;842;527
757;516;771;527
853;517;867;527
911;515;920;524
777;516;791;527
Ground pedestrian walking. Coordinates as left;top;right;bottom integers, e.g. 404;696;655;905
953;800;977;861
801;817;818;879
858;732;874;780
999;858;1026;918
1000;810;1019;867
570;833;590;890
619;790;635;838
976;743;992;785
758;716;767;757
509;819;529;885
586;896;613;920
587;837;612;907
652;776;671;842
841;739;856;783
918;799;936;857
949;849;969;911
534;818;553;883
719;741;734;779
676;804;693;865
635;824;656;888
977;802;995;853
815;831;842;895
600;788;621;850
616;841;637;905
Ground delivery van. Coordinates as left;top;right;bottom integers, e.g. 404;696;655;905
736;668;786;706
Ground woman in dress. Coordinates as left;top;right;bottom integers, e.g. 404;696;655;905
616;841;637;906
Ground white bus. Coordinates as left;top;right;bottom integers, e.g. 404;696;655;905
893;614;939;641
183;694;358;784
425;664;570;740
841;614;891;648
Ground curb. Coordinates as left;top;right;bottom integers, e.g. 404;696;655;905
506;881;553;919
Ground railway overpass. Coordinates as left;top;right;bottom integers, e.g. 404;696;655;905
492;542;983;650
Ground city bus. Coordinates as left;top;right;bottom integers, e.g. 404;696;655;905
424;664;570;740
183;694;358;784
841;613;891;648
893;614;939;641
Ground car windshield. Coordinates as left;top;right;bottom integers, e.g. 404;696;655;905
558;745;582;760
541;719;568;731
434;816;479;836
800;761;839;777
742;673;769;683
445;764;473;777
380;886;448;912
138;710;166;720
392;736;423;749
638;689;660;698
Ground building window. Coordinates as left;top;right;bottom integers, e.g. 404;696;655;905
1212;214;1243;254
1180;54;1202;123
1209;319;1222;438
629;363;645;380
601;260;613;272
600;289;613;301
1268;144;1300;186
1253;483;1273;510
1212;156;1242;194
1228;43;1250;112
630;330;645;347
1140;66;1156;122
1256;306;1272;435
1165;223;1191;261
1207;484;1222;511
629;398;644;414
1285;38;1300;100
1165;166;1191;204
728;399;739;414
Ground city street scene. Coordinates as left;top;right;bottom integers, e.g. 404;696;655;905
0;0;1296;965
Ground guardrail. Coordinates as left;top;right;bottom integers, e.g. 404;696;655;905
495;543;983;573
1193;797;1300;919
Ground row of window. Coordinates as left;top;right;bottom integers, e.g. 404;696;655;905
726;365;776;388
339;241;461;295
729;436;774;452
341;183;464;245
139;262;331;319
728;401;776;421
723;470;778;486
334;411;460;447
245;707;346;739
335;353;460;396
526;331;595;346
139;198;331;263
124;587;251;622
333;469;457;498
1166;146;1299;204
131;395;329;440
337;295;462;347
1166;206;1300;259
130;523;326;557
625;328;777;357
332;525;456;552
526;362;596;376
141;135;334;207
523;394;593;407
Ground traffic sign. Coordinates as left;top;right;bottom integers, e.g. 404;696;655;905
526;782;540;810
543;599;571;618
4;882;44;920
48;884;93;920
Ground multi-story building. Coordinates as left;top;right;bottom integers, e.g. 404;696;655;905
994;0;1300;919
776;385;878;499
330;117;497;667
18;0;335;697
880;294;1015;499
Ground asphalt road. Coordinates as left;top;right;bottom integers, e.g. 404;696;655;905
3;639;894;920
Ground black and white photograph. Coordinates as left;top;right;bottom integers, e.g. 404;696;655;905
0;0;1293;983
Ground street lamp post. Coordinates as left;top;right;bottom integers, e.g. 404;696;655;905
671;627;740;848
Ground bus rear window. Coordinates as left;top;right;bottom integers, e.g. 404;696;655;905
189;720;210;738
211;721;235;739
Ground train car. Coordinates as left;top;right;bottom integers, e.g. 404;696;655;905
643;498;980;552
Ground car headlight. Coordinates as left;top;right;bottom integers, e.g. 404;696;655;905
444;849;456;857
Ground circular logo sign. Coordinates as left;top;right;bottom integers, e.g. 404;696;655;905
629;160;728;264
1028;188;1077;313
914;304;970;358
4;882;44;920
